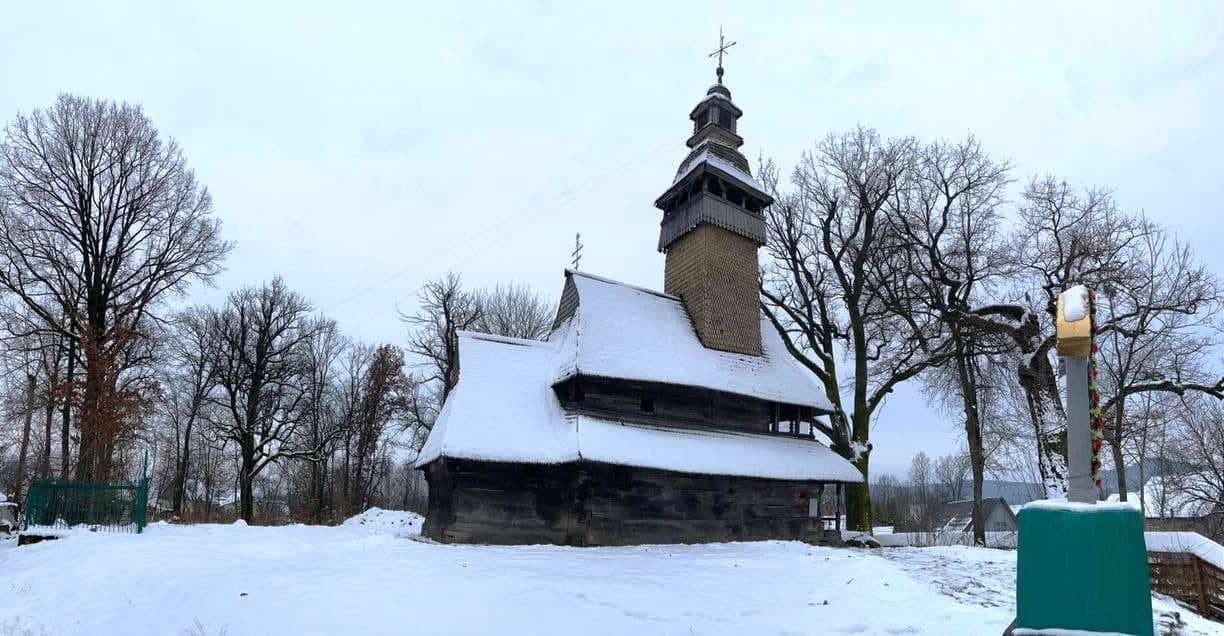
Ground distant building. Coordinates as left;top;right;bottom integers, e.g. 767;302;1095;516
938;497;1018;534
414;61;863;546
0;493;15;533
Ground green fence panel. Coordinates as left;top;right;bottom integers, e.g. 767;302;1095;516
24;478;151;534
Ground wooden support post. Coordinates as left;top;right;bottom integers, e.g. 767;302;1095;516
1194;556;1210;617
836;484;843;532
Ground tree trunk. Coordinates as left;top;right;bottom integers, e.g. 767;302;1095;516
1018;353;1068;498
845;410;872;532
1111;395;1128;501
75;356;104;482
61;341;75;479
342;435;352;516
14;373;38;511
239;451;255;523
202;444;213;522
171;412;196;516
39;385;55;479
952;328;987;545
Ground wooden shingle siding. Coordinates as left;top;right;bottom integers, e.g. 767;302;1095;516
551;275;580;330
664;224;763;356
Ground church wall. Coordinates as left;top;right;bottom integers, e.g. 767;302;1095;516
557;376;818;439
581;462;817;545
422;458;578;545
563;376;774;434
421;458;824;546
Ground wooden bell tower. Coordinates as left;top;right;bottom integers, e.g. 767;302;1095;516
654;32;772;356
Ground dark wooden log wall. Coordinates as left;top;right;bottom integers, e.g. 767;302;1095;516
556;376;815;438
423;457;825;546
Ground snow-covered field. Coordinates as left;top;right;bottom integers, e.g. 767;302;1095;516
0;509;1219;635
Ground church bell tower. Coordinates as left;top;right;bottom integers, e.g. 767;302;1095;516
655;33;772;356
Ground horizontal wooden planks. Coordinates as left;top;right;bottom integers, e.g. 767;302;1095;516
423;458;827;546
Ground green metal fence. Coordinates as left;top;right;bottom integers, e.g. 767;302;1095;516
24;478;150;534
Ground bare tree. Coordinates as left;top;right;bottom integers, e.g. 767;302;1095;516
907;451;937;531
1095;229;1223;500
473;282;554;341
958;179;1150;497
402;273;481;404
1171;398;1224;513
934;452;972;502
347;344;409;515
206;279;332;522
890;136;1011;544
760;127;947;531
0;95;230;480
300;317;346;522
163;308;216;516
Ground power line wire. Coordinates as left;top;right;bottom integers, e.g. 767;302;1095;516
337;141;671;332
322;140;670;314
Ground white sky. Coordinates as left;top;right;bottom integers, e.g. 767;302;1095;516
2;1;1222;477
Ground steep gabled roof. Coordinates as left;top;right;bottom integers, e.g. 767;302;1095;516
415;330;860;482
416;332;577;467
551;271;834;411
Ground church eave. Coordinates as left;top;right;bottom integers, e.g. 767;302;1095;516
653;161;773;210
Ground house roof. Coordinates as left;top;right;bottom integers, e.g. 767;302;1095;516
415;330;861;482
552;271;835;411
938;497;1016;533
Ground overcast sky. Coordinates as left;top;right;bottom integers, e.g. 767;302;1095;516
3;1;1222;477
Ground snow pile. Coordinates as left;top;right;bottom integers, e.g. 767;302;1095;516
1061;284;1091;322
1147;531;1224;570
341;507;424;535
875;531;1018;549
1020;498;1142;513
1;523;1218;635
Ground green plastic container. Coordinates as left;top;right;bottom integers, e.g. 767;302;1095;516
1015;502;1153;635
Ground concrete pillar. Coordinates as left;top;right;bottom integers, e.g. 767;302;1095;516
1064;356;1095;504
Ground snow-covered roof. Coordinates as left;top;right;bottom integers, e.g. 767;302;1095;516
417;332;577;467
577;416;862;482
415;330;860;482
672;143;766;195
552;271;835;411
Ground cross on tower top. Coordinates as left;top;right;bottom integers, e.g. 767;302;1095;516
708;26;736;85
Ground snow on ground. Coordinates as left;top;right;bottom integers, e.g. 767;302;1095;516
0;515;1220;636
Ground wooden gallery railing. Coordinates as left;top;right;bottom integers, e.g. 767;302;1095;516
1148;550;1224;621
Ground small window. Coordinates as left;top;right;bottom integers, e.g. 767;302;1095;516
640;394;655;413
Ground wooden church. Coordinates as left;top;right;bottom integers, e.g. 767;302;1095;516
415;57;863;546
